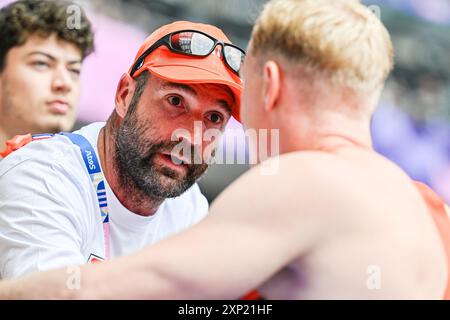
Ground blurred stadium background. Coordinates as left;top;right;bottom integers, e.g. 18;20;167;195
1;0;449;204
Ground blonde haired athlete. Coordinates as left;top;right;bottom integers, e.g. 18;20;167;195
1;0;450;299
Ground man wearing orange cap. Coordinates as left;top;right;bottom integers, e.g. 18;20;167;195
0;21;244;279
1;0;450;300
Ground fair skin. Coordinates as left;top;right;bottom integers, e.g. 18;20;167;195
0;33;82;148
0;49;448;299
99;73;234;216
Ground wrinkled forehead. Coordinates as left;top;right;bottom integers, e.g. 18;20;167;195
193;83;235;103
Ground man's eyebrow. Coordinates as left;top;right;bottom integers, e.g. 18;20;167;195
25;51;81;64
161;82;197;96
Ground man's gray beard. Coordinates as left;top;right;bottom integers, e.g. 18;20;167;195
113;113;208;201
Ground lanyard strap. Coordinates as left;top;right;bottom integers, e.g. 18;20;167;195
32;132;111;259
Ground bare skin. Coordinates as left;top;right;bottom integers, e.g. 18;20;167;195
0;47;448;300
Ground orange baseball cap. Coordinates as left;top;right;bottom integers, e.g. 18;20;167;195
128;21;243;121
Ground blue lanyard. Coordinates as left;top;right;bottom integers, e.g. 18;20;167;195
32;132;111;259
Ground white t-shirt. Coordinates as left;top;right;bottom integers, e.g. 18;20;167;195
0;122;209;279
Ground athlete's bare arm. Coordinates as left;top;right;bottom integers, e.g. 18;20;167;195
0;153;330;299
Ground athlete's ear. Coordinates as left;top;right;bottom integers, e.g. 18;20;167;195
262;60;281;113
115;73;136;119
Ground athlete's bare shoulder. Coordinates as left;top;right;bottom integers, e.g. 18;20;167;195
212;148;424;229
210;150;360;232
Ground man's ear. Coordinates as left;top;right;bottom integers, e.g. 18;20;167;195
262;61;281;112
115;73;136;119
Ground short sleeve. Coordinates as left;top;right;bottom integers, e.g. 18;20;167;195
0;156;88;279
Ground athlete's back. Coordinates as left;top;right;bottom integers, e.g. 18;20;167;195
255;147;449;299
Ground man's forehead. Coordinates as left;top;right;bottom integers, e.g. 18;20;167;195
19;33;82;62
196;83;235;101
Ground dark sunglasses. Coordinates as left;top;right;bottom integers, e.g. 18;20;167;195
130;30;246;77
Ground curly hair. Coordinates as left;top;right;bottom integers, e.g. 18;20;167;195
0;0;94;71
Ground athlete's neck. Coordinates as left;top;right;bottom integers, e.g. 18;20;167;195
98;125;162;217
279;111;373;154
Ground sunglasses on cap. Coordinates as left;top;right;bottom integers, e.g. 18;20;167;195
130;30;246;78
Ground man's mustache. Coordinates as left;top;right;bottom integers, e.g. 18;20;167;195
143;140;207;166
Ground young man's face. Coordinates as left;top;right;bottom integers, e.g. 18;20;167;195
115;74;235;199
0;33;82;136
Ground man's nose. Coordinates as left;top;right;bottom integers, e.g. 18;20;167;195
172;128;192;145
51;66;73;94
171;126;204;163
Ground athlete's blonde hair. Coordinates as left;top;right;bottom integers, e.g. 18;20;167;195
251;0;394;94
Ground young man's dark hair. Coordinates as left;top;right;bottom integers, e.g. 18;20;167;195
0;0;94;71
